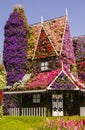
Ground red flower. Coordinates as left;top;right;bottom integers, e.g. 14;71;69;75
74;81;83;89
0;91;4;105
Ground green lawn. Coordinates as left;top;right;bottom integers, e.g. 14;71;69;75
0;116;85;130
0;116;46;130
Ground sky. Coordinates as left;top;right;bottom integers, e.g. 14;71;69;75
0;0;85;52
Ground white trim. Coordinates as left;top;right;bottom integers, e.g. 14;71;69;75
4;89;46;94
71;74;85;89
81;89;85;92
62;70;79;90
41;16;43;24
47;70;62;90
47;70;79;90
66;8;68;21
60;16;67;54
48;87;79;91
42;25;58;55
32;24;58;60
32;26;43;60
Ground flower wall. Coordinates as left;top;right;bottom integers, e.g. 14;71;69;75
34;28;56;59
28;16;66;58
26;68;61;90
27;56;61;76
50;71;76;90
3;94;19;115
61;22;77;75
3;11;28;86
3;6;85;91
73;36;85;81
27;27;36;59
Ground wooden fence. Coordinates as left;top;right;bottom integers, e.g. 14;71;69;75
8;107;46;116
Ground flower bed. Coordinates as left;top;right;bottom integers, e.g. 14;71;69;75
37;117;85;130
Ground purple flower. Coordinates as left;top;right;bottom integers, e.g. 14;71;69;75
3;11;28;85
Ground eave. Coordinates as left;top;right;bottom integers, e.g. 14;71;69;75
4;89;46;94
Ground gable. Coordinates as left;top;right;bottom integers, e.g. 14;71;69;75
28;16;66;59
43;16;66;53
33;27;56;59
48;71;78;90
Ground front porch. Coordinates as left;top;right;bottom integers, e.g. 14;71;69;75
3;90;85;116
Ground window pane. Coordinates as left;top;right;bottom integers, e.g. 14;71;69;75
33;94;36;98
42;42;45;45
41;62;44;66
45;62;48;66
33;94;40;103
41;66;45;71
37;99;40;103
37;94;40;98
41;62;48;71
45;66;48;70
33;99;36;103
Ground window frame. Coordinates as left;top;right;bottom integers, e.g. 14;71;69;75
41;61;48;71
33;94;40;103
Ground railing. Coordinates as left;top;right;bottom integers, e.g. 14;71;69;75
8;107;46;116
8;108;20;116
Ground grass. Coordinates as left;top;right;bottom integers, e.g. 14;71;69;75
0;116;46;130
0;116;85;130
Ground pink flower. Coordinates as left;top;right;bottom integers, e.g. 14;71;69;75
67;120;75;128
74;126;78;130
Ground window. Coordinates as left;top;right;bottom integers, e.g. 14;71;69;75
33;94;40;103
41;61;48;71
42;41;45;45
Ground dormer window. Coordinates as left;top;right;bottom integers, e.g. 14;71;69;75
41;61;48;71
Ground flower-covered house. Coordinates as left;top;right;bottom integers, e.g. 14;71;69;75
3;5;85;116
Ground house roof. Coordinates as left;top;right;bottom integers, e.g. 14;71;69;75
48;70;79;90
25;68;84;90
62;63;85;89
4;13;85;92
27;16;66;59
26;68;61;90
